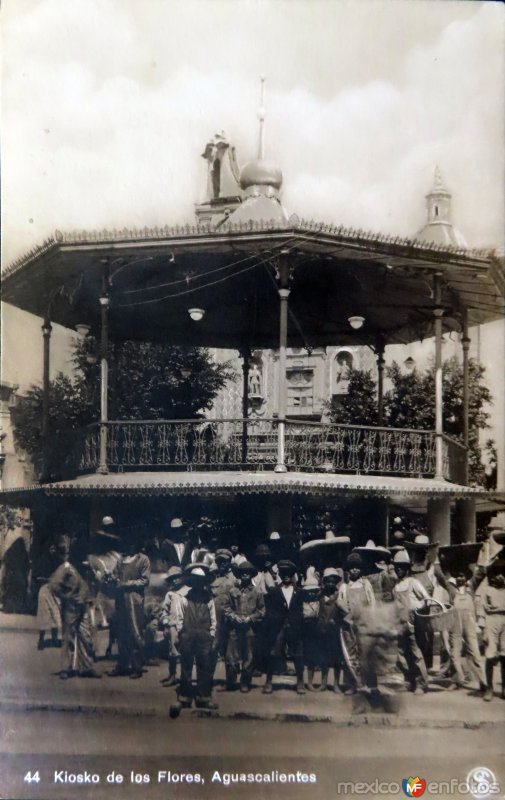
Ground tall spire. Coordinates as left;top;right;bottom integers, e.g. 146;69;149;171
432;165;448;195
414;165;467;248
257;75;266;159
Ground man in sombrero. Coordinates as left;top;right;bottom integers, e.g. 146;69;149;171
404;531;450;671
170;563;218;709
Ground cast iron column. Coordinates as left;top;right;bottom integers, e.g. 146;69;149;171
433;274;445;480
275;252;290;473
241;347;251;465
376;337;385;426
462;307;470;484
97;293;110;475
41;318;52;480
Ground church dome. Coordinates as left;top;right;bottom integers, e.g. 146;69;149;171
240;158;283;191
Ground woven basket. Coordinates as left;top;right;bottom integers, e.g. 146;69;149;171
414;599;455;633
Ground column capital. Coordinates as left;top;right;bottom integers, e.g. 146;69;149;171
433;307;444;319
278;288;290;300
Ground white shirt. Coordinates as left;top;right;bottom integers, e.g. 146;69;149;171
281;585;294;607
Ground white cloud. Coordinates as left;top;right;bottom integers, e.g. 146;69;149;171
2;0;504;265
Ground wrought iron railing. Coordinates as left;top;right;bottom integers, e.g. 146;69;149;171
71;418;468;483
79;419;278;472
284;421;437;476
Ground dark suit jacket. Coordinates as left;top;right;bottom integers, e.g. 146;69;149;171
264;585;304;639
160;539;192;569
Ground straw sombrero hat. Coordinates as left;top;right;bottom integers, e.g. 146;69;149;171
404;532;438;550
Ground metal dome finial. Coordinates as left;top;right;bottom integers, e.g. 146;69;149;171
257;75;266;159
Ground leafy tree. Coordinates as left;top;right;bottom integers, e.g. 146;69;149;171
11;336;236;461
327;356;493;486
384;356;492;485
326;369;378;426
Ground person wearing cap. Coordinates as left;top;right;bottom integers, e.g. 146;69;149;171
301;575;322;691
391;549;430;695
109;538;150;679
481;559;505;701
337;553;375;694
356;541;396;604
263;560;305;695
223;561;265;692
48;541;100;679
35;539;64;651
86;518;122;657
252;545;280;595
159;567;187;686
209;549;237;684
405;532;449;670
170;563;218;709
250;544;278;676
228;542;247;569
444;566;487;693
317;568;345;692
160;518;192;569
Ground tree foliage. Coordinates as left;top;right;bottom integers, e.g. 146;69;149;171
327;356;493;486
327;369;378;426
11;336;236;458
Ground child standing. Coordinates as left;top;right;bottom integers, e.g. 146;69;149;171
301;576;322;691
224;561;265;692
481;559;505;702
49;545;99;680
391;549;430;695
337;553;375;694
317;567;344;691
446;568;487;692
171;563;218;709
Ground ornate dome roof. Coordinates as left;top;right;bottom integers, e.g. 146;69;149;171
240;158;283;191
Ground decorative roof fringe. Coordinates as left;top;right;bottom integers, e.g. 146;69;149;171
3;219;493;278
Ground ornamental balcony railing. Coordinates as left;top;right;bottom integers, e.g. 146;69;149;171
46;418;470;484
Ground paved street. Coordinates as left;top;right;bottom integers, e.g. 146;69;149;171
1;619;505;799
2;713;505;800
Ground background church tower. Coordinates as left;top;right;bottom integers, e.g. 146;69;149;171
415;166;467;248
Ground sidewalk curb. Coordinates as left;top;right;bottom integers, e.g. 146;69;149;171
1;698;504;729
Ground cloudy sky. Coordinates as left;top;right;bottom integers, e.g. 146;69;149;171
2;0;504;267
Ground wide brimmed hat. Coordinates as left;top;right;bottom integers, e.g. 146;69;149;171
322;567;343;581
438;543;482;572
184;562;212;583
215;548;233;562
491;531;505;547
269;531;281;541
404;533;438;550
487;558;505;577
300;532;350;554
302;576;320;591
353;540;391;563
277;559;297;576
393;549;411;565
170;517;184;529
236;560;257;577
164;566;183;585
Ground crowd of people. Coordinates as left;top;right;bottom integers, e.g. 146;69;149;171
33;515;505;710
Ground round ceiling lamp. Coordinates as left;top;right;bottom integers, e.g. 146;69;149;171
188;308;205;322
348;315;365;330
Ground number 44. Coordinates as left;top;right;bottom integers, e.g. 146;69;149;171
24;771;40;783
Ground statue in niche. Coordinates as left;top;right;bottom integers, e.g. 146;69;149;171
248;363;263;397
335;351;353;393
